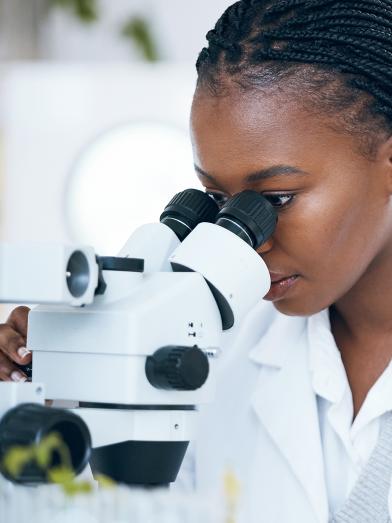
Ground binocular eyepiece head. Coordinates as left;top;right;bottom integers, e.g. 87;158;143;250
160;188;277;248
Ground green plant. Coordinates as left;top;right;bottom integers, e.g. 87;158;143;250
48;2;160;62
49;0;99;23
224;469;240;523
122;17;160;62
2;432;114;495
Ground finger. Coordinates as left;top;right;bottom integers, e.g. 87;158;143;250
6;306;30;339
0;324;32;365
0;353;27;382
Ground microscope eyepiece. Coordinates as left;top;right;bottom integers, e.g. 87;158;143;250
160;189;219;241
215;190;277;249
66;250;90;298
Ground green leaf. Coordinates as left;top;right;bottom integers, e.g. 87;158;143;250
49;0;99;24
35;432;73;471
2;446;34;477
122;17;160;62
48;465;75;484
96;473;116;488
75;0;99;23
2;430;118;497
35;432;61;468
62;480;93;496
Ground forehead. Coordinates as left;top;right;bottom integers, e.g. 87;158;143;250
190;89;362;180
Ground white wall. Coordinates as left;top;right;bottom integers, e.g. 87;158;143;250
1;63;198;249
42;0;234;62
0;0;234;61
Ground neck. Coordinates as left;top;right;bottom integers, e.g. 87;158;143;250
332;240;392;342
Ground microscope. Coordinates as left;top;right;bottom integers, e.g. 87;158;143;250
0;188;277;487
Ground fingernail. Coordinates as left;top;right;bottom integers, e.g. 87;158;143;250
11;371;27;382
17;347;31;359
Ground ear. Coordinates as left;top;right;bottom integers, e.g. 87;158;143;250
375;134;392;194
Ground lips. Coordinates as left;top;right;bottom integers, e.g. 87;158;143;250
264;271;300;301
269;271;295;283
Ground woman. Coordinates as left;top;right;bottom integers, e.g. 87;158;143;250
1;0;392;520
184;0;392;520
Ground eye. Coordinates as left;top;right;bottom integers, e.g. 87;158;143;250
263;193;295;209
206;191;229;209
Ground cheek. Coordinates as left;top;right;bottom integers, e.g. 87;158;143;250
271;184;388;315
277;191;364;270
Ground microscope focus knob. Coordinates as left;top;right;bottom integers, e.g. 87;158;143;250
145;346;209;391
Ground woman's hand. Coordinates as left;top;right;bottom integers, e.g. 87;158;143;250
0;306;31;382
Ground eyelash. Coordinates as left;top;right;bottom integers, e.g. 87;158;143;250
206;191;296;210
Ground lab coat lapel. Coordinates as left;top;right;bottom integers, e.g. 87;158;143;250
249;314;329;523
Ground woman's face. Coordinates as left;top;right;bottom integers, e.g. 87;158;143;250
190;88;392;316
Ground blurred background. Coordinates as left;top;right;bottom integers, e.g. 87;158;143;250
0;0;233;318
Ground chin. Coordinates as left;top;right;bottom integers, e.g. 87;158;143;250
271;297;327;317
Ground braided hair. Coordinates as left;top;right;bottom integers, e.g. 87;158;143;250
196;0;392;159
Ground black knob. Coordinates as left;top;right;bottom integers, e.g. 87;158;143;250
0;403;91;484
160;189;219;241
216;190;277;249
145;346;209;391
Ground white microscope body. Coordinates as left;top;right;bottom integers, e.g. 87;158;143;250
0;189;276;486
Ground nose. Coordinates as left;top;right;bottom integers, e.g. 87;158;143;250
257;237;274;255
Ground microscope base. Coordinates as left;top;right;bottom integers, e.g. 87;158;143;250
90;440;189;486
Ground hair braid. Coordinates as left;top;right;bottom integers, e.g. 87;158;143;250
262;28;392;62
196;0;392;159
284;17;392;38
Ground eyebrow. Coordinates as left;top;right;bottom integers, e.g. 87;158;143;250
194;164;310;184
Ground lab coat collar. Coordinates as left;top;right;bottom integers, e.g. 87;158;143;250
308;308;347;404
248;309;307;368
249;311;329;522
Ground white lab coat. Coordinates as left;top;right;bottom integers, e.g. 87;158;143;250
180;300;392;523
